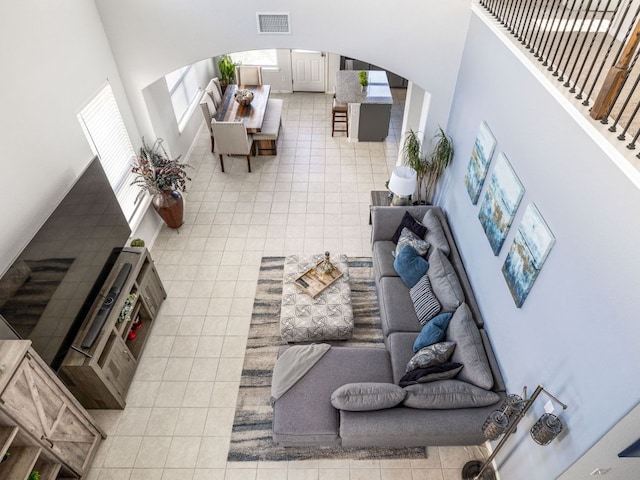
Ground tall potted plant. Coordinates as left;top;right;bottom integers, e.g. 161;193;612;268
131;138;191;229
218;54;239;92
402;127;454;204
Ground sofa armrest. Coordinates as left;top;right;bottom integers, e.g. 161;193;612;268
371;205;440;243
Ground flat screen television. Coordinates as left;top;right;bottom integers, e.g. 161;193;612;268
0;157;131;370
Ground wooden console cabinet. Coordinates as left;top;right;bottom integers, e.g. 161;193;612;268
0;340;104;479
59;248;166;409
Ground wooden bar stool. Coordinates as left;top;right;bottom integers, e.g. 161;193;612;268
332;96;348;136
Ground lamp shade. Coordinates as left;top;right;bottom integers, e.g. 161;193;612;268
388;166;417;196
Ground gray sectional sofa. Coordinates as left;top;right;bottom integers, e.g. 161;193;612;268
271;205;506;447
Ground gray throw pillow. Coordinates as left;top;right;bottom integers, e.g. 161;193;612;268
331;382;407;411
402;380;501;409
446;303;494;390
410;275;441;325
422;209;450;256
395;228;430;257
405;341;456;373
427;248;465;312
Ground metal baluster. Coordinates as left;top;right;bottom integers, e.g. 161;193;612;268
552;0;586;77
584;0;635;104
604;50;640;132
533;0;561;59
495;0;509;19
516;0;535;41
522;0;542;47
505;0;520;27
497;0;511;22
575;0;620;100
512;0;531;37
542;0;571;67
565;0;607;91
558;0;594;82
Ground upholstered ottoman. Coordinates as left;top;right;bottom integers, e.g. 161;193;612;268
280;254;354;342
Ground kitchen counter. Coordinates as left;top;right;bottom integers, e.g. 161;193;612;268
335;70;393;142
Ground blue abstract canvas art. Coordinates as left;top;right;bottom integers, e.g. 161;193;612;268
502;203;555;307
465;121;497;205
478;153;525;255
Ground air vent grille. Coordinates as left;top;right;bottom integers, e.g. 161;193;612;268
256;13;290;34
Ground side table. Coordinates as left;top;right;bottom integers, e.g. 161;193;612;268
369;190;391;224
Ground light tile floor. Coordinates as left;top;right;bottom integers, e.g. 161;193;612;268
86;89;490;480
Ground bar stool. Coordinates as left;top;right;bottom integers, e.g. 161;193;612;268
332;96;348;136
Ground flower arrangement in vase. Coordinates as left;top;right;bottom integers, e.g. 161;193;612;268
131;138;191;229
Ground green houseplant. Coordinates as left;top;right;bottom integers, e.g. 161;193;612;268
218;54;239;89
358;70;368;90
28;471;40;480
131;138;191;229
402;127;454;204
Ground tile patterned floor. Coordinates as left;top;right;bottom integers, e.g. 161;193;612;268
86;89;490;480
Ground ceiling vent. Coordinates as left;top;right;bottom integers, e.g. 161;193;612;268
256;13;291;34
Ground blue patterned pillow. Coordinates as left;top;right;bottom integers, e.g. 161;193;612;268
410;275;441;325
405;341;456;373
413;312;454;352
395;227;430;257
393;245;429;288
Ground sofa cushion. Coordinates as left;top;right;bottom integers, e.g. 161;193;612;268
413;312;453;352
373;241;399;280
378;277;422;337
395;228;430;257
331;383;406;411
403;380;501;409
446;304;494;390
406;341;456;373
427;248;464;312
394;245;429;288
422;209;451;256
410;275;441;325
398;362;463;387
392;211;428;244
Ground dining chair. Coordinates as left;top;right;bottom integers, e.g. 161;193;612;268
205;78;223;109
235;66;263;86
332;94;348;136
210;120;256;173
199;91;217;152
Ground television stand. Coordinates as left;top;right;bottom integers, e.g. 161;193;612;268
59;248;166;409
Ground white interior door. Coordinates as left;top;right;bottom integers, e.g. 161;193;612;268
291;50;326;92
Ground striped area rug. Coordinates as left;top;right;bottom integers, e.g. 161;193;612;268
227;256;427;461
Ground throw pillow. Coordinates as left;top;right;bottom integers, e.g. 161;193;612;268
405;341;456;373
446;303;494;390
402;380;501;409
410;275;441;325
427;248;465;312
422;209;451;256
398;362;463;387
392;211;428;244
413;312;454;352
394;228;430;257
393;245;429;288
331;382;407;411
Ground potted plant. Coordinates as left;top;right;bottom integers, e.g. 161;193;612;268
358;70;368;92
131;138;191;229
218;54;239;92
28;471;40;480
402;127;454;204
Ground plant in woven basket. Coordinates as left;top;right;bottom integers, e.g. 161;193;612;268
131;138;191;202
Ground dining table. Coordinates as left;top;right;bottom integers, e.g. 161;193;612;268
215;84;271;133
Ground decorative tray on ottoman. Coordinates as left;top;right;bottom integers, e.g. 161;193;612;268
294;261;343;298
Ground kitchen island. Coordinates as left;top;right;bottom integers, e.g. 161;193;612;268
335;70;393;142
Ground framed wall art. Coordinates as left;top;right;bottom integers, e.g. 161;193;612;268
464;120;497;204
502;203;555;308
478;153;525;255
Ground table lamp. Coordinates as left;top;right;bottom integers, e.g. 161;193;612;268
388;166;417;206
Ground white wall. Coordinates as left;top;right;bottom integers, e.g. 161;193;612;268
93;0;471;146
0;0;140;275
442;11;640;480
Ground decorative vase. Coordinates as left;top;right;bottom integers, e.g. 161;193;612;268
234;89;254;106
152;190;184;229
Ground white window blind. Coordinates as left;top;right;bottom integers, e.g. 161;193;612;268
77;84;140;222
166;65;201;127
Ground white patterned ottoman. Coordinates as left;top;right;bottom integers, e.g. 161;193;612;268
280;254;354;342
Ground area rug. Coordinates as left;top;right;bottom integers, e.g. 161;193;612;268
227;256;427;461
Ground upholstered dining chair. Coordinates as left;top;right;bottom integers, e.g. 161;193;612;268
199;91;217;152
205;78;223;109
235;66;263;86
210;120;256;172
